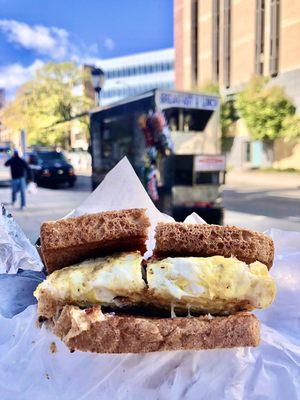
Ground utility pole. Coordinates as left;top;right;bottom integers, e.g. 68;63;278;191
20;129;26;156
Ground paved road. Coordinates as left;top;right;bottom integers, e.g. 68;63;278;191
223;186;300;232
223;169;300;231
0;173;299;244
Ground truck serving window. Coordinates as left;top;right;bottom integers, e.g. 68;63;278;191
164;108;213;132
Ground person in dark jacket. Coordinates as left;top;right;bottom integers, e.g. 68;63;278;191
5;150;32;210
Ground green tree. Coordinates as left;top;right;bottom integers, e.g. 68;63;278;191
235;76;295;142
1;62;93;148
282;114;300;139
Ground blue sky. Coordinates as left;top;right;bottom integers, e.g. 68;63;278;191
0;0;173;95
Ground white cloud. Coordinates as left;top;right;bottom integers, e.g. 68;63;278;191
103;37;115;51
0;19;70;59
0;59;44;96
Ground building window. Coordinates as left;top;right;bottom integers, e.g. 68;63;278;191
255;0;265;75
223;0;231;88
212;0;220;82
191;0;198;86
270;0;280;76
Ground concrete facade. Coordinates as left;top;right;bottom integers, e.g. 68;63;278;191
174;0;193;90
175;0;300;106
198;2;213;85
174;0;300;169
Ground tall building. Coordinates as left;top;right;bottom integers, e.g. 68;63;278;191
98;48;174;106
75;49;174;150
175;0;300;106
174;0;300;169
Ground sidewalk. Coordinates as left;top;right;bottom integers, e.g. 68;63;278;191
0;176;90;243
226;170;300;189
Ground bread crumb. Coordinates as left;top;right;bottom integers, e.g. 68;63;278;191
50;341;57;353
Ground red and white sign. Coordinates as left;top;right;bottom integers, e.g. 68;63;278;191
194;155;226;172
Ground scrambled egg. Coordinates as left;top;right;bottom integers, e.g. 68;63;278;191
35;252;276;315
147;256;276;314
34;252;145;305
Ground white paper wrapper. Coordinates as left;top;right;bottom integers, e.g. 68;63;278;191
0;228;300;400
65;157;173;257
0;206;43;274
0;157;300;399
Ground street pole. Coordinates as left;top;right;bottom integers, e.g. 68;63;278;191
91;67;105;107
95;89;101;107
20;129;26;156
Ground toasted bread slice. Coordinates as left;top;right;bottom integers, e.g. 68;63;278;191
154;223;274;269
52;306;260;353
40;208;150;273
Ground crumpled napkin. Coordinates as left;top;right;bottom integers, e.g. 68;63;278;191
0;206;43;274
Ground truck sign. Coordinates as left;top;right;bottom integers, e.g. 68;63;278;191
157;90;219;111
194;155;226;172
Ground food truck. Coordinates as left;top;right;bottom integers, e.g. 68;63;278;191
89;89;225;224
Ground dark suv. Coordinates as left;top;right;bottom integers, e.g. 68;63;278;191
26;150;76;187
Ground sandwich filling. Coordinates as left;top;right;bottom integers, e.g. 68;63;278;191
35;251;276;317
147;256;275;314
34;252;146;306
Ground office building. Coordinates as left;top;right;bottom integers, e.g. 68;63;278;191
175;0;300;105
75;49;174;150
98;48;174;106
174;0;300;169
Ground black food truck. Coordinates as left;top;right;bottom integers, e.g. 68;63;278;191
90;89;225;224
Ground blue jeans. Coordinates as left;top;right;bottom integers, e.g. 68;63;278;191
12;177;26;207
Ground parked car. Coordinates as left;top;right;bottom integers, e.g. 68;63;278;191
26;150;76;187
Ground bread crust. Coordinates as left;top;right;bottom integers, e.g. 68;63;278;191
154;223;274;269
40;209;150;273
52;306;260;353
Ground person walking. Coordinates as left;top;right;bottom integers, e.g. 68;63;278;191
5;150;32;210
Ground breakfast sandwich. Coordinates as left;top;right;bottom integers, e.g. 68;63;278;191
34;210;276;353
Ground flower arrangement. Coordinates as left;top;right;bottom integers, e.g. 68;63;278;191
138;110;173;202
